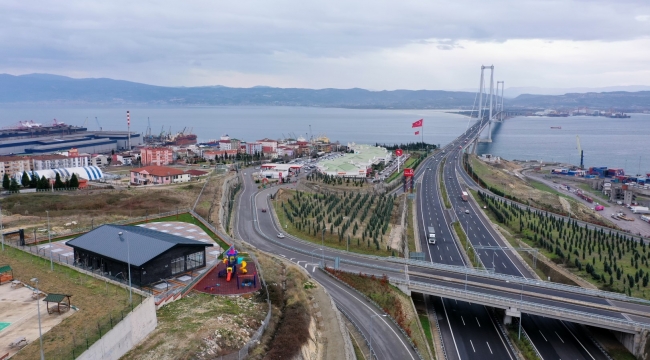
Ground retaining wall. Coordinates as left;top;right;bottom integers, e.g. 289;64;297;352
77;296;157;360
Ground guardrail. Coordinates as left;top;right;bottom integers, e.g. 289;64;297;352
392;277;649;333
337;305;377;360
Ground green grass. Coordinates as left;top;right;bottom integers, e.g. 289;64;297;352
351;335;366;360
576;184;611;206
528;179;575;202
452;221;481;269
439;160;451;209
507;325;540;360
418;314;436;360
407;199;417;253
273;200;392;257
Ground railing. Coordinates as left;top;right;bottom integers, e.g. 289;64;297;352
337;305;376;360
392;277;650;332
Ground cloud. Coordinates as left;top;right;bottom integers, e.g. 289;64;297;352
0;0;649;89
636;15;650;21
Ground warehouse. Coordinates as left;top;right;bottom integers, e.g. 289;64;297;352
66;224;213;286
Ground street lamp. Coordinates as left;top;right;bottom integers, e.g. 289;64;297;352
118;232;132;303
369;314;387;358
321;228;326;249
310;248;324;268
31;278;45;360
46;210;53;271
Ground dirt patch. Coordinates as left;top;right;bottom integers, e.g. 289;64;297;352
124;292;267;360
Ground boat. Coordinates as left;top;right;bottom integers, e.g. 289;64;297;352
166;133;198;146
551;126;562;129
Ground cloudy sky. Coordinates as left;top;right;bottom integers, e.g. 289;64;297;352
2;0;650;90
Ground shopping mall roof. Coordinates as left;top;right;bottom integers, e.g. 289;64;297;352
318;145;389;174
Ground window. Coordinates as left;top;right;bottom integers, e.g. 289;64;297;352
171;256;185;275
186;251;204;270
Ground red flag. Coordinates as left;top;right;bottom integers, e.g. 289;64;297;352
415;131;420;135
412;119;423;128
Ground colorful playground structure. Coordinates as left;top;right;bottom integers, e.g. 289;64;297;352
196;245;259;294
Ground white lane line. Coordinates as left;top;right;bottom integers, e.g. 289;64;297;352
449;256;453;262
440;255;443;261
470;340;476;352
320;275;417;359
441;299;462;360
446;246;449;251
560;321;596;359
279;254;286;257
482;234;486;238
539;330;547;341
461;316;465;325
290;258;295;261
502;262;506;268
486;342;493;354
476;317;481;327
494;252;499;257
555;331;564;343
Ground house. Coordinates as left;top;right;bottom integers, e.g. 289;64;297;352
245;142;262;155
91;154;109;167
32;154;90;170
130;166;190;185
141;147;174;166
66;224;213;286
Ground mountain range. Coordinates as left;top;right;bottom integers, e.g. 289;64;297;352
1;73;649;111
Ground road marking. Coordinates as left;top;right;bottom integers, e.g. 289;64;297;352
495;252;499;257
446;246;449;251
539;330;547;341
502;262;506;268
486;342;492;354
290;258;295;261
560;321;595;359
279;254;286;257
440;255;443;261
297;261;305;265
482;234;486;238
476;317;481;327
449;256;453;261
461;316;465;325
470;340;476;352
441;299;462;360
555;331;564;343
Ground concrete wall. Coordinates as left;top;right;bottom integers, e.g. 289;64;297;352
77;296;157;360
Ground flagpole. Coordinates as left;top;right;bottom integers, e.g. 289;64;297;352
421;120;424;152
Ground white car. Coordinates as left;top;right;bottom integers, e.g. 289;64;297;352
277;233;285;239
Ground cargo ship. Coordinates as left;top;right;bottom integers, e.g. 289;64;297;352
551;126;562;129
166;133;197;146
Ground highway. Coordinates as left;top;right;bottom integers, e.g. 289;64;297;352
226;117;650;359
435;121;610;359
234;170;420;360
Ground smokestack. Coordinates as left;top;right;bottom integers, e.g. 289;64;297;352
127;110;131;151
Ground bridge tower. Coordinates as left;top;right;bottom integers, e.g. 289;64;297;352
496;81;504;122
477;65;495;143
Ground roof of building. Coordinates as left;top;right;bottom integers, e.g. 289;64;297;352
131;165;185;176
185;169;208;176
257;138;278;143
66;224;212;266
31;154;68;160
318;145;389;174
0;156;30;162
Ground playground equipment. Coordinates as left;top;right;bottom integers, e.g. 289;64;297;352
219;246;248;282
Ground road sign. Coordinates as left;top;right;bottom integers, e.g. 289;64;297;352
395;149;403;157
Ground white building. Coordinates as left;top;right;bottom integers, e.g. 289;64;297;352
32;154;90;170
15;166;104;182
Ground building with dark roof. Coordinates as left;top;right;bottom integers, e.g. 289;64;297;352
66;224;212;286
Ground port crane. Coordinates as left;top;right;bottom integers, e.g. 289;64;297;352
146;117;152;139
576;135;584;169
95;117;102;131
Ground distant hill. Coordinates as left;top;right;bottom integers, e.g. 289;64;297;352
1;73;648;111
503;85;650;98
0;74;478;109
506;91;650;111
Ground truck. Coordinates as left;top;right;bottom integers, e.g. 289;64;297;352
461;191;468;202
427;227;436;245
631;206;650;214
641;215;650;223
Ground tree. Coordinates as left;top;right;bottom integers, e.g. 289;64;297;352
8;178;19;192
29;172;38;188
38;175;49;190
69;173;80;188
21;171;30;187
2;174;9;190
54;173;65;189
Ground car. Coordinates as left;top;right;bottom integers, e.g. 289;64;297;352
448;176;451;179
261;208;267;212
277;233;285;239
465;209;470;214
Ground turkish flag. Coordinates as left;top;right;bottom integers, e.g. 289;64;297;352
415;131;420;135
412;119;423;128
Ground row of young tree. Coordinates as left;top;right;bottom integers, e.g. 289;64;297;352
306;172;367;187
2;171;80;192
480;192;649;296
281;190;398;252
376;142;437;151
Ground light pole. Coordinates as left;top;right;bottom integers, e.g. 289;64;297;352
31;278;45;360
310;248;323;268
321;228;325;249
46;210;53;271
369;314;387;358
118;232;132;303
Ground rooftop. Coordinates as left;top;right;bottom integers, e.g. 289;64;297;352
318;144;389;173
66;224;212;266
131;165;185;177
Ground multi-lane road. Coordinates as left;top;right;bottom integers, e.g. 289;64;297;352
229;118;649;359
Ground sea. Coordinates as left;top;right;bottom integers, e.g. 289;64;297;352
0;106;648;175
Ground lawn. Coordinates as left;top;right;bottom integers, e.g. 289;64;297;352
273;189;398;256
452;221;481;269
0;246;145;360
418;314;436;360
477;191;650;299
407;199;417;253
439;160;451;209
